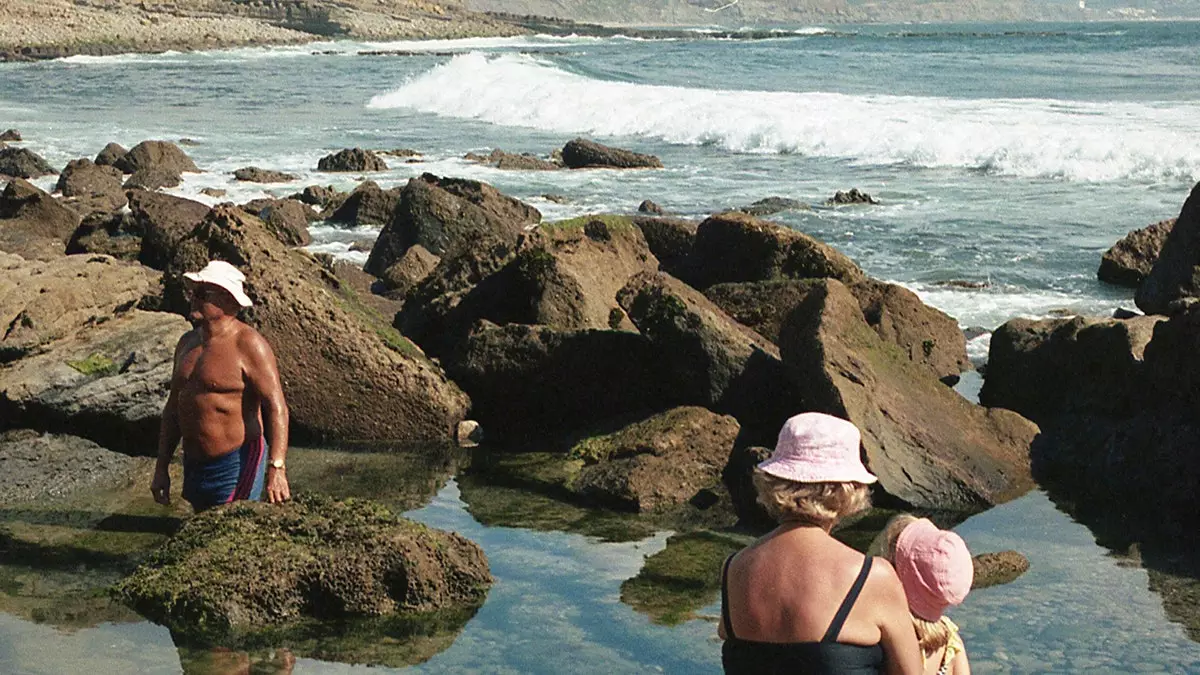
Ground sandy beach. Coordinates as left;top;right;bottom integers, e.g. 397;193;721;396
0;0;526;60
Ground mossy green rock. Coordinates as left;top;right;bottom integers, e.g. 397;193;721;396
114;494;492;643
620;531;745;625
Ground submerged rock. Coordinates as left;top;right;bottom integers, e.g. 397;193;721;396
620;530;746;625
739;196;809;217
0;429;139;504
114;495;492;642
972;550;1030;589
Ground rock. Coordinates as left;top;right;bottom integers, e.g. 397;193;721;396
739;196;809;217
0;430;138;504
0;178;80;259
324;181;400;227
164;205;470;442
114;495;491;641
317;148;388;172
292;184;343;208
55;158;127;216
177;138;200;147
638;199;664;215
1136;182;1200;315
683;210;865;290
377;148;421;158
457;420;482;447
380;244;440;298
827;188;879;205
631;215;697;279
978;315;1162;425
66;212;143;260
394;236;521;356
0;252;157;362
778;279;1037;512
1099;218;1175;288
232;166;298;183
617;271;800;444
199;187;227;198
239;198;313;247
560;138;663;170
568;406;740;512
365;173;540;276
0;129;21;142
466;148;560;171
94;142;128;168
444;322;678;442
1112;307;1141;319
0;309;190;454
541;193;569;204
126;190;211;269
972;550;1030;589
113;140;200;175
706;279;969;383
123;167;182;191
0;146;56;179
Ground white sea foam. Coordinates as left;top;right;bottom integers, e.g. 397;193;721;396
368;52;1200;183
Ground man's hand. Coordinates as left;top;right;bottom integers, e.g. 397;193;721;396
151;467;171;505
266;468;290;504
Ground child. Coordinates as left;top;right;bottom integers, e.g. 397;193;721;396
881;515;974;675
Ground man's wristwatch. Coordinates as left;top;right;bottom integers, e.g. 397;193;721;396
268;458;286;471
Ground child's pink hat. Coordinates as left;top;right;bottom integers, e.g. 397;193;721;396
894;518;974;621
757;413;877;484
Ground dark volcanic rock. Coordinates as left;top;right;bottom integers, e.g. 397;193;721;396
114;140;200;175
1099;218;1175;288
569;406;740;512
778;279;1037;513
232;166;298;183
94;142;128;168
325;181;400;227
239;198;314;246
638;199;663;214
1136;182;1200;315
115;495;491;641
317;148;388;172
739;196;809;217
444;322;677;443
0;129;21;142
0;178;79;259
632;215;697;279
683;210;865;290
127;190;211;269
380;244;440;298
293;184;343;208
66;212;143;260
979;314;1162;425
827;188;879;205
561;138;663;170
0;430;138;504
617;270;800;445
123;168;183;191
365;174;539;275
0;147;56;179
466;148;560;171
164;205;470;442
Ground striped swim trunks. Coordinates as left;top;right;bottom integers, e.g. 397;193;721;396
181;435;267;511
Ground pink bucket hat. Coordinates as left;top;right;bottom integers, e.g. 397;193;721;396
894;518;974;621
757;413;877;484
184;260;253;308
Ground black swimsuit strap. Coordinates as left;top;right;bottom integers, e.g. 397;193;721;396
721;554;737;640
822;556;874;643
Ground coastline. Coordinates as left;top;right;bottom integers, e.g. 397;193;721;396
0;0;529;62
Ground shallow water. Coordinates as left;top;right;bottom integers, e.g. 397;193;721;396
1;448;1199;674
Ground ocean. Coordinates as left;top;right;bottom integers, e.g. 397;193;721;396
1;20;1199;673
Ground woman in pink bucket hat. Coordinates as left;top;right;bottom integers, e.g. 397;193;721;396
881;515;974;675
719;412;923;675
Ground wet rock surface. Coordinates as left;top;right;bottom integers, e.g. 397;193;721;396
560;138;663;170
317;147;388;172
114;494;492;642
0;429;138;504
1098;217;1175;288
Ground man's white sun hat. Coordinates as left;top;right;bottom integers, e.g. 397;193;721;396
184;260;253;308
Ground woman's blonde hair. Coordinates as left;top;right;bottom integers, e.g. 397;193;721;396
880;514;951;657
752;469;871;529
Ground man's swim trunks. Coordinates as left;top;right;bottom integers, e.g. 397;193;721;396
182;436;267;511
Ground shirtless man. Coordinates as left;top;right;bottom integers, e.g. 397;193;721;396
151;260;290;511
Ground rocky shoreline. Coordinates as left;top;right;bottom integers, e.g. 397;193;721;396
0;0;528;62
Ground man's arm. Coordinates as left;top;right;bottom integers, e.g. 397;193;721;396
242;329;290;504
151;334;190;505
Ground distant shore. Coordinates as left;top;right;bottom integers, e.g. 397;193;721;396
0;0;530;62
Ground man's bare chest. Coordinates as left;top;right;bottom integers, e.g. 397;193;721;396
178;343;245;395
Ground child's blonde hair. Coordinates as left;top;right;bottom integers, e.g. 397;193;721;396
880;514;956;658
